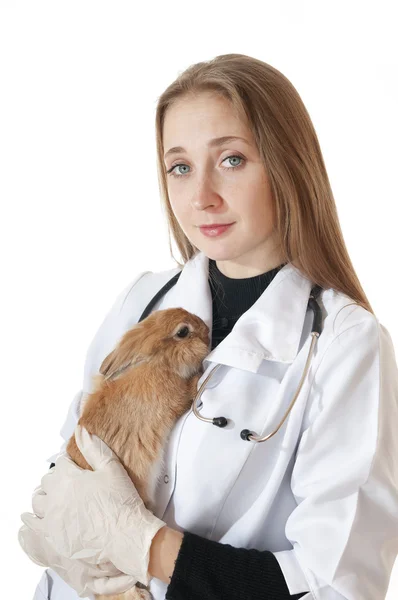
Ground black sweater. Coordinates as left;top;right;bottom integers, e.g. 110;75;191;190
165;259;308;599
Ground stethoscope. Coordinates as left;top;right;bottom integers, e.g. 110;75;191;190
138;271;323;443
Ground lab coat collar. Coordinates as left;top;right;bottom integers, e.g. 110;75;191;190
158;251;314;373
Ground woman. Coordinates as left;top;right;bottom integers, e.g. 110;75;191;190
19;53;398;599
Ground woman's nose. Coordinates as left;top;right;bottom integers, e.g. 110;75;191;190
190;179;223;210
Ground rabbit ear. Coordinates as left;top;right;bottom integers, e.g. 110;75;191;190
99;326;146;381
100;348;134;380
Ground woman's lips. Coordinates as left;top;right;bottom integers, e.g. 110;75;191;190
199;223;235;237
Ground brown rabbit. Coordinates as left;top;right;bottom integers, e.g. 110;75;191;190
65;307;210;600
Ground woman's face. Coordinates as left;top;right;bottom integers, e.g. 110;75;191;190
162;92;283;278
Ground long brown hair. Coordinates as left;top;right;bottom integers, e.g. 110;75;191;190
154;53;373;315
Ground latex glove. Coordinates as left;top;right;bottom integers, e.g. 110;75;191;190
20;424;167;587
18;522;136;597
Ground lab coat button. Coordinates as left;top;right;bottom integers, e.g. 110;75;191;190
164;474;169;483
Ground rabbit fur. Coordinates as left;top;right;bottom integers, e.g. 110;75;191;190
65;307;210;600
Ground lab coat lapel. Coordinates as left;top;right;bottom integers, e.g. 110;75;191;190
157;251;314;372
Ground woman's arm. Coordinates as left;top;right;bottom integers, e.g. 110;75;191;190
147;318;398;599
149;525;184;583
149;526;308;599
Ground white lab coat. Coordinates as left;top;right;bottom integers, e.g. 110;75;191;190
33;251;398;600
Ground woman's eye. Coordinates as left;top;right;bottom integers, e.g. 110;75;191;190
166;154;245;178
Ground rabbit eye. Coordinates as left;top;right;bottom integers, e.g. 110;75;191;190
176;326;190;338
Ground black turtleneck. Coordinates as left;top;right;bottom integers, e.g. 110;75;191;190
208;258;286;350
166;258;308;600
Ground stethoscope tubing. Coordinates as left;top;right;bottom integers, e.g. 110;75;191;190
191;286;322;442
139;275;323;443
46;280;323;471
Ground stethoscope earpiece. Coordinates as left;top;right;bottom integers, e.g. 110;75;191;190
212;416;228;428
240;429;253;441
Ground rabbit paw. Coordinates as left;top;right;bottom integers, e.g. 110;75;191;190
96;584;153;600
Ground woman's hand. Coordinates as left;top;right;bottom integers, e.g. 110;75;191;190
18;522;137;597
20;425;167;587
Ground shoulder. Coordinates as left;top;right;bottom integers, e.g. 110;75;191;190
314;286;397;383
118;265;182;322
318;286;382;343
300;288;398;433
82;265;182;393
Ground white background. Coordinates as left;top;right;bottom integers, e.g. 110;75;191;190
1;1;397;597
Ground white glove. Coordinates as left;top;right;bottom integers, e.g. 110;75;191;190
18;522;136;597
20;424;167;587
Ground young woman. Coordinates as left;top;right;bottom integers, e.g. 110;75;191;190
19;53;398;600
